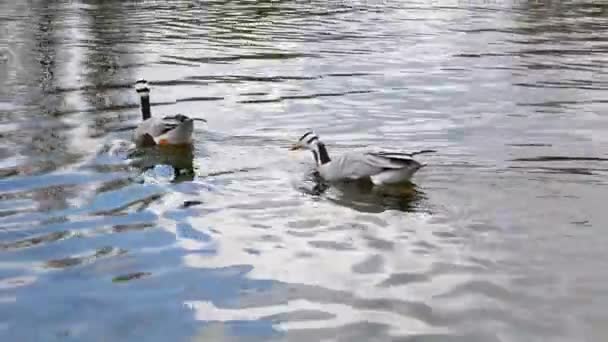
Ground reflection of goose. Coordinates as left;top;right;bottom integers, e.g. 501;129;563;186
130;144;196;182
299;171;424;213
133;79;206;147
290;131;425;185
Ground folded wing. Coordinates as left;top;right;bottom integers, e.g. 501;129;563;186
329;152;421;180
364;152;421;169
135;116;182;138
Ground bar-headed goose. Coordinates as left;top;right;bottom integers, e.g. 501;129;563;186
290;131;425;185
133;79;206;147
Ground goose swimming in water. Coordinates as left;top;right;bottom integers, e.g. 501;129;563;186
290;131;425;185
133;79;206;147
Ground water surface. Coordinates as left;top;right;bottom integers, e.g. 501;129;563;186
0;0;607;341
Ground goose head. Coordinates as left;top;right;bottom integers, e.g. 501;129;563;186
290;131;331;165
290;131;320;151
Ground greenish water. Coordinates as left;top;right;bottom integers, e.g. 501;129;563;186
0;0;607;341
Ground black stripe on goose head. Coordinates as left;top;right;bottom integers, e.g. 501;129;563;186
135;79;150;95
306;136;319;144
298;131;314;142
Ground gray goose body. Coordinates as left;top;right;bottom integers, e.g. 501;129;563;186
133;79;205;147
291;131;424;185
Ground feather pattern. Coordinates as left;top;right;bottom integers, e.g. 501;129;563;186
319;152;423;183
293;132;427;185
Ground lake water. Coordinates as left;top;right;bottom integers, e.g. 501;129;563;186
0;0;607;341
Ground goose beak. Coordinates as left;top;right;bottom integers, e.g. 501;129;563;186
192;118;207;123
289;143;303;151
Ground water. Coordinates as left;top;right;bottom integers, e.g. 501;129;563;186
1;0;607;341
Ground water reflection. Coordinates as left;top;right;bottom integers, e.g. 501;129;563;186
81;0;138;138
22;2;78;215
328;181;424;214
131;144;197;183
299;171;424;213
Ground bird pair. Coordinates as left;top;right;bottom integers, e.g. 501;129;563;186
133;79;425;186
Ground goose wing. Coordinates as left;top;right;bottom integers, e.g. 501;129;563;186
134;115;184;138
327;152;420;179
364;152;421;169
